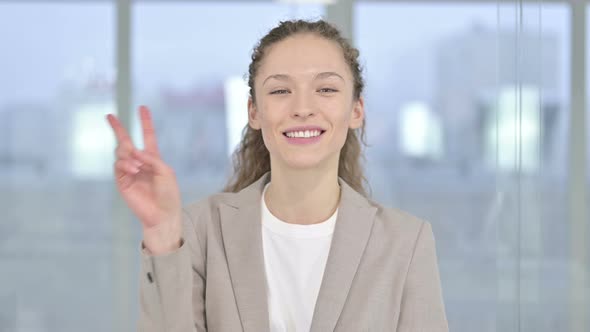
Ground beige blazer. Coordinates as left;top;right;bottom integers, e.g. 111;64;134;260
138;172;449;332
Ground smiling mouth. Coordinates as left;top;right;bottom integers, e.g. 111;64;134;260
283;130;326;138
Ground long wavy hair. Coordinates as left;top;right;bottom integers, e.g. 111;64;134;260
223;19;370;196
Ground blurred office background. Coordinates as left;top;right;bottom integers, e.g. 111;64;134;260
0;0;588;331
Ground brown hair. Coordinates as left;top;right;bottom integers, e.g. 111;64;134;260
223;19;370;196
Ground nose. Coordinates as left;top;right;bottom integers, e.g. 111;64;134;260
291;92;315;119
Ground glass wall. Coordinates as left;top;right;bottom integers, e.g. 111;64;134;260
355;2;571;331
0;3;116;330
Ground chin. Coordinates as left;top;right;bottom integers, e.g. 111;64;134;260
283;155;325;170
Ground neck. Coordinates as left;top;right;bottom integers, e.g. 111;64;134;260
264;163;341;225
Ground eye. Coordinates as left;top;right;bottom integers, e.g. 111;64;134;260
270;89;289;95
318;88;338;93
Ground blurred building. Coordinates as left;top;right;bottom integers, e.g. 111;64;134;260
435;23;562;175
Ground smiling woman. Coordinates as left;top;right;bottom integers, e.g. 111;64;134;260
107;19;448;332
243;32;365;195
228;22;368;197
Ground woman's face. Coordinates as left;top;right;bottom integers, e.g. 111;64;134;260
248;33;364;171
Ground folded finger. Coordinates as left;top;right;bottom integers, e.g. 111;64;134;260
115;159;141;175
132;149;170;175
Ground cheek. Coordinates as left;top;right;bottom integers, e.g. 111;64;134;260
334;104;355;143
258;106;282;147
322;108;351;147
260;107;281;131
325;101;353;128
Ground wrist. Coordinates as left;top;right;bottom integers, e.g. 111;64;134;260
142;222;182;255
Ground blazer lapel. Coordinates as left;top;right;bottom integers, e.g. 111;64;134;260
219;172;377;332
219;173;271;332
309;178;378;332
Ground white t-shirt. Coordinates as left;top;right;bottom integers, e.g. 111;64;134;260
261;182;338;332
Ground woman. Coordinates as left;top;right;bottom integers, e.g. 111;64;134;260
107;19;448;332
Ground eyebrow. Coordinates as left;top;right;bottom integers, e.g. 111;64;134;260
262;71;345;86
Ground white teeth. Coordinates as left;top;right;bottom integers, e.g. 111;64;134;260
285;130;322;138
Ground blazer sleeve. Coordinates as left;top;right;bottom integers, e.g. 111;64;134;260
138;208;207;332
397;221;449;332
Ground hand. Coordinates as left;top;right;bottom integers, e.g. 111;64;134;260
106;105;182;254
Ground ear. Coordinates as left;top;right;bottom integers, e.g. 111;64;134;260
248;97;262;130
349;96;365;130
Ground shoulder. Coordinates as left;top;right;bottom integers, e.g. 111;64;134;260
359;199;440;266
366;198;431;244
339;178;428;241
181;191;240;227
177;192;243;250
368;196;425;226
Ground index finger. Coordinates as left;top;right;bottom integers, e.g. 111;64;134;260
139;105;160;157
106;113;133;145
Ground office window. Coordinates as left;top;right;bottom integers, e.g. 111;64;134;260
355;3;569;331
0;3;115;331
